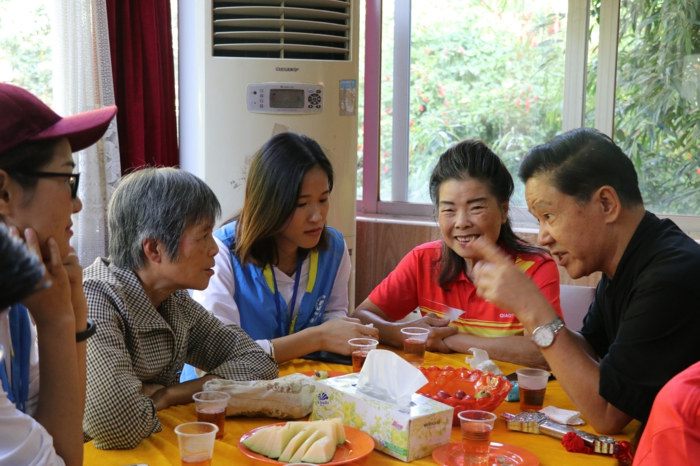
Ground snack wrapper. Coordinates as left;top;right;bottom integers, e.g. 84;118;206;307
203;373;316;419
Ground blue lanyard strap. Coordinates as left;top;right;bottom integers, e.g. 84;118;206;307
0;304;31;412
263;251;320;336
268;256;303;337
0;343;8;398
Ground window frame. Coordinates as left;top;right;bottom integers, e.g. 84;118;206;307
357;0;700;237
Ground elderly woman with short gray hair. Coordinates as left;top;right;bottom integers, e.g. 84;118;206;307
82;167;278;450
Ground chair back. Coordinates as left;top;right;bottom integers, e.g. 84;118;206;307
559;285;595;332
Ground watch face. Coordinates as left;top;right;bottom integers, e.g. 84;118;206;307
532;327;554;347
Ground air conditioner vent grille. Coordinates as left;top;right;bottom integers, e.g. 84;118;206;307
212;0;350;60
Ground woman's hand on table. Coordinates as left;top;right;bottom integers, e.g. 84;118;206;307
317;317;379;355
388;314;457;353
413;314;458;353
148;386;171;411
141;383;165;398
266;317;378;362
352;301;457;351
147;375;221;411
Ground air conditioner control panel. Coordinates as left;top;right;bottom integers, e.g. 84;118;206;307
247;83;323;114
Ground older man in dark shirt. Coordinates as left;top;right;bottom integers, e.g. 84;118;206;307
470;128;700;435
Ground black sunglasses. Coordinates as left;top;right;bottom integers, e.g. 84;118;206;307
11;171;81;199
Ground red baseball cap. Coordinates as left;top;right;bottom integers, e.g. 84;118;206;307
0;82;117;154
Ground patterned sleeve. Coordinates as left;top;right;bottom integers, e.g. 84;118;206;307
182;295;279;381
83;279;161;450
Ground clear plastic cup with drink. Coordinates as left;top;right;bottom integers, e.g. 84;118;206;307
348;338;378;372
192;391;230;439
400;327;430;366
516;368;550;412
458;410;497;466
175;421;218;466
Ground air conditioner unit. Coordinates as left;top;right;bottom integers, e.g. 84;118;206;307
179;0;360;308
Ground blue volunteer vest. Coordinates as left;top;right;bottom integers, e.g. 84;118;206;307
215;222;345;341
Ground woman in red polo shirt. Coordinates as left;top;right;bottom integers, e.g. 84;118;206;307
354;139;562;369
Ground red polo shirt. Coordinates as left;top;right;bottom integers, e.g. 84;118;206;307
368;240;562;337
633;361;700;465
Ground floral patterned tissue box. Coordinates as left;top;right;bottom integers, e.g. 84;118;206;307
311;373;453;462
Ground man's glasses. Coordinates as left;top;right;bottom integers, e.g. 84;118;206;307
11;171;81;199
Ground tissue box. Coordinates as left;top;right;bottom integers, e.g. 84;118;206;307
311;373;453;462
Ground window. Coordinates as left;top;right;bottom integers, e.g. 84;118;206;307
360;0;700;234
0;0;53;103
607;1;700;216
382;0;567;205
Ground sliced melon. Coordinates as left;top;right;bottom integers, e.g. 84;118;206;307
259;425;283;457
289;430;324;463
268;422;307;459
262;426;285;459
309;420;340;445
242;425;275;455
302;435;336;464
278;426;316;463
330;418;346;444
248;418;346;462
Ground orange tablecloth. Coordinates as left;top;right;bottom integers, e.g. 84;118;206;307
84;350;640;465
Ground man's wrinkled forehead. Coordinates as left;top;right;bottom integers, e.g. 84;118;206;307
525;173;558;205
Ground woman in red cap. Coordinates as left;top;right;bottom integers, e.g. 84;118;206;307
0;83;116;466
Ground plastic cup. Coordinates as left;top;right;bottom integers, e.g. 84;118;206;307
192;391;230;439
348;338;378;372
516;368;550;412
400;327;430;366
175;422;218;466
458;410;497;466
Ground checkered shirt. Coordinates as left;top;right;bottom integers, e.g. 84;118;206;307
82;258;278;450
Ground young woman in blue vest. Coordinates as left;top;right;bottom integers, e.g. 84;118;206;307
0;83;116;465
192;132;377;363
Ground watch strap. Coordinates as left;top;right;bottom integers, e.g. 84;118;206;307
532;315;564;348
76;318;96;342
548;315;565;334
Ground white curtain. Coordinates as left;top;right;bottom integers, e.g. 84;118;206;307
52;0;121;267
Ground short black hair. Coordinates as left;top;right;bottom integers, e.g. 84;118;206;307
518;127;643;208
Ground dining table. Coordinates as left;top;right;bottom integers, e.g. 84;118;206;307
84;348;641;466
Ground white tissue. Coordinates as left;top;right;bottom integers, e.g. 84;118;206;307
539;405;585;425
356;350;428;407
464;348;503;375
424;300;464;322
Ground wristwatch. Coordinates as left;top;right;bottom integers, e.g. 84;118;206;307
76;318;97;342
531;316;564;348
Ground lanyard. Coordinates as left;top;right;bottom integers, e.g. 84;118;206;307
271;256;304;336
0;304;30;412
